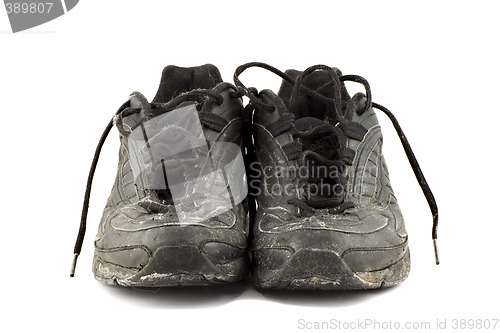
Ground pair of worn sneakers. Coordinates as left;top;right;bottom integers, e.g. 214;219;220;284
70;63;438;290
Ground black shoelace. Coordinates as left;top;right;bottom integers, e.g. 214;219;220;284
70;88;232;277
234;62;439;265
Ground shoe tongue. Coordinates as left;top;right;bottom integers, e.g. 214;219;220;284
294;116;325;131
278;70;338;121
295;117;340;160
152;64;222;103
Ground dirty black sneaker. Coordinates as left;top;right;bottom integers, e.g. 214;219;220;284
71;64;250;286
234;62;438;290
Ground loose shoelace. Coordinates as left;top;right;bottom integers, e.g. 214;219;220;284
234;62;439;265
70;88;230;277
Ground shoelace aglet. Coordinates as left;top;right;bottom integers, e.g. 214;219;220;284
70;253;79;277
433;238;440;265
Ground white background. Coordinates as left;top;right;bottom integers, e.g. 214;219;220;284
1;1;499;332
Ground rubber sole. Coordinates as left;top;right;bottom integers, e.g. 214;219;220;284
252;248;410;290
93;244;249;287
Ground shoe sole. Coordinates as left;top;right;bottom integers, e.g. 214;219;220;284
252;248;410;290
93;245;248;287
